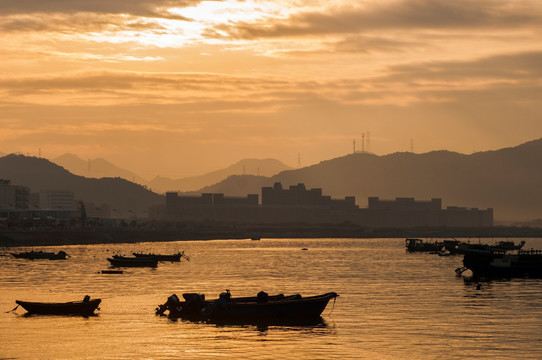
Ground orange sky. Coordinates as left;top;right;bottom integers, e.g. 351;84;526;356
1;0;541;178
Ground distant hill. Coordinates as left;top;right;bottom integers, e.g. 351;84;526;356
0;154;162;216
149;158;292;193
199;138;542;222
52;153;148;185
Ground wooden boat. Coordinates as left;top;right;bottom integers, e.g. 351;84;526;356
156;290;339;321
132;251;189;262
15;296;101;316
107;256;158;267
11;250;68;260
460;248;542;278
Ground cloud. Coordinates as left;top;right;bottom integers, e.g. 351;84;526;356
0;13;168;33
0;0;197;19
384;50;542;82
216;0;542;39
1;49;541;108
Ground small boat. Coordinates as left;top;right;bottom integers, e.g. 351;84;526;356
11;250;68;260
447;240;525;255
107;256;158;267
156;290;339;321
461;247;542;278
15;295;101;316
132;251;189;262
405;238;443;252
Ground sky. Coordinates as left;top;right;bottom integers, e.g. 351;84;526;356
1;0;541;179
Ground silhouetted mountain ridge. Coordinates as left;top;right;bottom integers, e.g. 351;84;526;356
0;154;162;216
148;158;292;193
200;138;542;221
52;153;148;185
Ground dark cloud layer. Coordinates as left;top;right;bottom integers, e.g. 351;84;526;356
385;51;542;82
0;0;197;19
218;0;542;39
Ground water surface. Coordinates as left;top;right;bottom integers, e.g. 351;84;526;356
2;238;542;359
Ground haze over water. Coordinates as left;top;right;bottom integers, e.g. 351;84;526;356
2;238;542;359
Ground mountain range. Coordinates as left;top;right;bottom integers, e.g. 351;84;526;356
1;138;541;222
53;153;148;185
148;158;292;193
52;154;292;193
0;155;162;217
198;138;542;222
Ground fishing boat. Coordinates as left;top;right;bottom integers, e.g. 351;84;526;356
132;251;189;262
15;295;101;316
405;238;443;252
446;240;525;255
459;248;542;278
11;250;68;260
107;256;158;267
156;290;339;321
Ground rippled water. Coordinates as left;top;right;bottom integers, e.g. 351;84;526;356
2;238;542;359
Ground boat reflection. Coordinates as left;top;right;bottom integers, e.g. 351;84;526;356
170;315;329;332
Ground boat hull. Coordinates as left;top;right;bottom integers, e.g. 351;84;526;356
213;295;335;319
463;250;542;278
11;251;67;260
132;253;182;262
107;257;158;267
158;292;338;321
16;299;101;316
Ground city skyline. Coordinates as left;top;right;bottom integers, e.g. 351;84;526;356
1;0;541;178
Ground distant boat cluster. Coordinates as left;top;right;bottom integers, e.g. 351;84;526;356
406;237;542;279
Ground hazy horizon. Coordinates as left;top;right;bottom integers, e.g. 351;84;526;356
1;0;541;179
2;137;538;180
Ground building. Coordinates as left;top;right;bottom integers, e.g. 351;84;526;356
164;183;493;228
39;190;76;211
361;197;493;227
0;179;29;210
166;192;259;221
260;182;358;223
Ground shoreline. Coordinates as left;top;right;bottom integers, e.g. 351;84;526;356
1;225;542;247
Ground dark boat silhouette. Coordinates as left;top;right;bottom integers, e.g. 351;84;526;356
405;238;443;252
15;296;101;316
107;256;158;267
445;239;525;255
459;247;542;278
156;290;339;321
132;251;189;262
11;250;68;260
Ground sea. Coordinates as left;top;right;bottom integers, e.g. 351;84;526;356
2;237;542;360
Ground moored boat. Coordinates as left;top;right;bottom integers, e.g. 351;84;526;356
156;290;339;321
11;250;68;260
132;251;189;262
448;240;525;255
15;295;101;316
405;238;443;252
107;256;158;267
461;248;542;278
